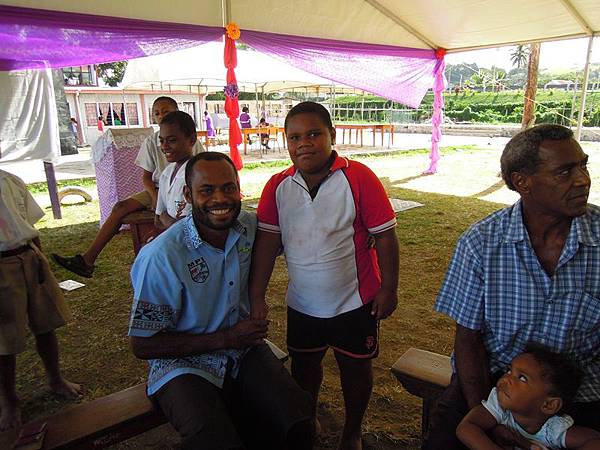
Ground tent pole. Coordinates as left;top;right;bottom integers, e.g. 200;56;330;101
261;86;266;120
575;36;594;140
222;0;231;26
254;83;260;121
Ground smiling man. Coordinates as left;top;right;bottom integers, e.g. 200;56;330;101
127;152;313;450
425;124;600;450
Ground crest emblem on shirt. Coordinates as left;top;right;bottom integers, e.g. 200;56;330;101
188;257;209;283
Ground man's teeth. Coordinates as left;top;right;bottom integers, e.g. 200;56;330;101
210;209;231;215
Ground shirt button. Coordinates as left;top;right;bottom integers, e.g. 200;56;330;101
229;281;234;286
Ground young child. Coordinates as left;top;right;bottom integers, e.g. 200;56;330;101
154;111;195;229
257;117;270;150
53;97;204;277
457;344;600;450
0;169;82;430
249;101;399;450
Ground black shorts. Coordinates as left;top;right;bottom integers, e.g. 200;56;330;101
287;303;379;359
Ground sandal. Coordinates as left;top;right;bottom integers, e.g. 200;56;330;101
51;254;94;278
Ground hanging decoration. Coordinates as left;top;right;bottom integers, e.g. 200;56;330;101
223;22;243;170
423;48;446;174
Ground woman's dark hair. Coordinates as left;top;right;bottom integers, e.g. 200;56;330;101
160;111;197;143
284;101;333;131
242;106;249;113
523;342;583;412
185;152;238;188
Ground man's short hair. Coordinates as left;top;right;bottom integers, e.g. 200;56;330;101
500;124;574;191
152;96;178;109
284;101;333;131
185;152;238;189
160;111;197;144
523;342;583;411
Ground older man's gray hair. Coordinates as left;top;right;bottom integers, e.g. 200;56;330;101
501;124;574;191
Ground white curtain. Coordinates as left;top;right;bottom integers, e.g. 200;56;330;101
0;69;60;162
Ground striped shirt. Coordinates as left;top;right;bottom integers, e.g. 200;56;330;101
435;200;600;402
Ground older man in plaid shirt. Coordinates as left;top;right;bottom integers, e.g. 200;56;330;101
424;124;600;450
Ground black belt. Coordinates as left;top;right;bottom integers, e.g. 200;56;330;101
1;245;31;257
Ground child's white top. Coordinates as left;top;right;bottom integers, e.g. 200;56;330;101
483;387;574;450
155;161;191;220
0;169;44;251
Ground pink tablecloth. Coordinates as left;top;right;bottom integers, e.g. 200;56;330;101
92;128;154;226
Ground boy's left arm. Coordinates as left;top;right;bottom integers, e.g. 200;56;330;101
372;228;399;319
565;425;600;449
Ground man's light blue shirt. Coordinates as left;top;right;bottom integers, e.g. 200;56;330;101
128;211;256;395
435;200;600;402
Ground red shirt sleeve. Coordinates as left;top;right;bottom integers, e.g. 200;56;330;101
257;172;286;233
346;161;396;234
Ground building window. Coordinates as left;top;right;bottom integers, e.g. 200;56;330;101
83;102;140;127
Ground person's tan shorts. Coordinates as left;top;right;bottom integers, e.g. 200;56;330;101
129;190;153;210
0;247;70;355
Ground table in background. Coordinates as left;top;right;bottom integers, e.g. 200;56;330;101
241;127;286;154
336;124;394;147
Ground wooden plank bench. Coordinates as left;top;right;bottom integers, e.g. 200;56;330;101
122;210;161;256
391;347;452;439
0;340;288;449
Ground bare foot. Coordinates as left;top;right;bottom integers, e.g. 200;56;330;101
49;377;82;399
0;404;21;431
338;433;362;450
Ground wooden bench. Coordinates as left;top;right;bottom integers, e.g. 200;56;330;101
0;340;288;449
391;347;452;439
122;210;161;256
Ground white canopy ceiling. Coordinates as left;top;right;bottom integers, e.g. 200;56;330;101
121;42;349;94
3;0;599;52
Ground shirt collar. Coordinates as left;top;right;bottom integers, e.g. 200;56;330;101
183;214;247;250
282;150;349;177
503;199;600;246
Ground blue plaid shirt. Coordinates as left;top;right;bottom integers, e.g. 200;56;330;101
435;200;600;402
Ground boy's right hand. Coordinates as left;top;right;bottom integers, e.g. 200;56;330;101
250;299;269;320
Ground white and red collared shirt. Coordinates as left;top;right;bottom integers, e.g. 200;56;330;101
257;155;396;318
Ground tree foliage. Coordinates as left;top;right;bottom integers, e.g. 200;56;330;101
96;61;128;87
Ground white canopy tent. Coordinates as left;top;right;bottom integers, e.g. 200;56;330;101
4;0;598;51
121;42;349;94
3;0;598;136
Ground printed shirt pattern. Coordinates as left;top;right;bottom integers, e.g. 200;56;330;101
128;211;256;395
435;201;600;402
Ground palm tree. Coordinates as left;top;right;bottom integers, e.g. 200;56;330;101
522;43;541;129
510;45;529;69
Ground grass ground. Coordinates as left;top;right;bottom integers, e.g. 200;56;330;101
15;148;511;448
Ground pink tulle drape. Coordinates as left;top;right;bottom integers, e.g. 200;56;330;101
424;51;447;174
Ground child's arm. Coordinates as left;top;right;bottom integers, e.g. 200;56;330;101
565;425;600;449
141;170;158;208
371;228;399;319
457;405;505;450
248;230;282;320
